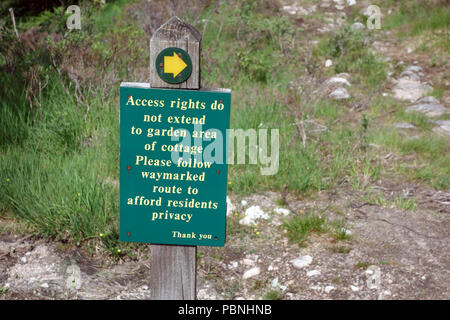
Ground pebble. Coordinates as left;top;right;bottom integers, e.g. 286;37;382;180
243;267;260;279
325;76;351;87
226;196;234;216
242;258;254;266
394;122;416;129
274;207;290;216
350;285;359;292
325;285;335;293
306;270;321;277
271;277;279;288
325;59;333;68
291;255;313;269
329;87;350;100
406;103;448;117
351;22;365;30
239;206;269;225
241;200;248;207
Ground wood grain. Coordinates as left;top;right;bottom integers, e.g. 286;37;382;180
149;16;201;300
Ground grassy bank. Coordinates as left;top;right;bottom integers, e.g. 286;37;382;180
0;0;448;254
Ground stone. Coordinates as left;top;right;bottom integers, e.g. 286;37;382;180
271;277;279;288
350;285;359;292
243;267;260;279
417;96;440;104
351;22;365;30
329;87;350;100
325;76;351;87
226;196;234;216
291;255;313;269
239;205;269;225
241;199;248;207
242;258;254;266
274;207;290;216
306;270;321;277
435;120;450;132
393;78;432;102
406;103;449;117
394;122;416;129
325;59;333;68
325;285;335;293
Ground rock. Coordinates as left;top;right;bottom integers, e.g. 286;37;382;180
242;258;254;266
395;122;416;129
347;0;356;5
226;196;234;216
393;78;432;102
350;285;360;292
239;205;269;225
435;120;450;132
351;22;365;30
325;76;351;87
329;87;350;100
281;5;309;15
400;70;421;81
325;285;335;293
417;96;440;104
433;120;450;134
325;59;333;68
271;277;279;288
404;65;423;75
241;199;248;207
243;267;260;279
274;207;290;216
406;103;449;117
291;255;313;269
268;265;274;271
306;270;321;277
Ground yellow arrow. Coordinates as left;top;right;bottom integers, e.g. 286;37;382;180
164;53;187;78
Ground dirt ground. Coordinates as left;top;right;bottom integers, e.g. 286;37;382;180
1;179;448;300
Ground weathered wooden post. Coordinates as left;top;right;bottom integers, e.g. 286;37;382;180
149;16;201;300
120;16;230;301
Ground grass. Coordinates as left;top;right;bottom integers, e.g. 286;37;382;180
315;26;387;90
383;0;450;36
371;128;450;189
282;212;326;246
282;209;351;246
264;289;283;300
0;0;448;255
362;191;418;211
0;286;9;296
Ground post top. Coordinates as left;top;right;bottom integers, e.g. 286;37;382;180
151;16;201;42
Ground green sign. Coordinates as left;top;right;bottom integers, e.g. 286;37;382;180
155;47;193;84
120;83;231;246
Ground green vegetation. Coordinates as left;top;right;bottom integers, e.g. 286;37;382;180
264;289;283;300
0;0;448;255
282;209;351;246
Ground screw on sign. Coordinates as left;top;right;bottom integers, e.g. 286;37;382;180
119;17;231;300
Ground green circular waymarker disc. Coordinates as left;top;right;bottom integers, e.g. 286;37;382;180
156;47;193;84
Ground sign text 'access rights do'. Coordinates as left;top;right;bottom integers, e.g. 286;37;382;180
120;83;231;246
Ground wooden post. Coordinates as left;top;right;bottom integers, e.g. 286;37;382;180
149;16;201;300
